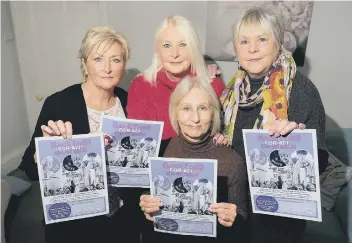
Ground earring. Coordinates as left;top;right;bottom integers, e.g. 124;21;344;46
237;63;242;70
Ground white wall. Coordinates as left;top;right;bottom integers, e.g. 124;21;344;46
297;1;352;131
1;1;31;175
8;1;352;136
10;1;106;134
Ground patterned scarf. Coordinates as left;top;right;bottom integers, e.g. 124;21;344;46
220;49;296;144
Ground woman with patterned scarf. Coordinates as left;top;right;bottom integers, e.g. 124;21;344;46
218;6;329;243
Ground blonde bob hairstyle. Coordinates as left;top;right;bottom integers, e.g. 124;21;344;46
78;26;131;82
232;7;284;54
144;16;211;85
169;76;221;137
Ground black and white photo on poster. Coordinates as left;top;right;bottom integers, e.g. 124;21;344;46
153;176;214;215
106;135;157;168
249;148;316;192
41;152;106;197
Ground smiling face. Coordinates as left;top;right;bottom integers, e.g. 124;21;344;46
278;151;289;164
177;87;213;143
84;41;125;90
71;155;81;168
127;151;136;161
156;26;192;80
235;23;278;78
250;149;260;162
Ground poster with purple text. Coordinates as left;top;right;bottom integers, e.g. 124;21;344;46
149;157;218;237
35;134;109;224
101;116;164;187
243;129;322;222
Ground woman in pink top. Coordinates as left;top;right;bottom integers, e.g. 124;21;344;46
127;15;225;156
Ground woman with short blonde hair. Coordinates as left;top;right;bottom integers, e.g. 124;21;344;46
79;26;130;82
20;26;140;243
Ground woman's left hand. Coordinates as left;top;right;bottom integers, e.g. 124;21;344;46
208;203;237;227
212;133;230;146
207;64;222;78
269;119;306;137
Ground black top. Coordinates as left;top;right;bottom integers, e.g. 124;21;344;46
18;83;146;203
248;76;264;95
231;72;329;174
19;83;128;180
18;84;147;243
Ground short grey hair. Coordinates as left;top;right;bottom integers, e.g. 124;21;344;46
78;26;131;82
233;7;284;53
169;76;221;137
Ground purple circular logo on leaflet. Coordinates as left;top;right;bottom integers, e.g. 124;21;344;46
107;172;120;184
48;203;71;220
155;218;178;231
255;196;279;212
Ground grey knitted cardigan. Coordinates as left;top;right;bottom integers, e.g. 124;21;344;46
231;71;329;174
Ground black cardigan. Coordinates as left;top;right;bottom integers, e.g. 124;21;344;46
19;84;147;243
19;84;128;181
